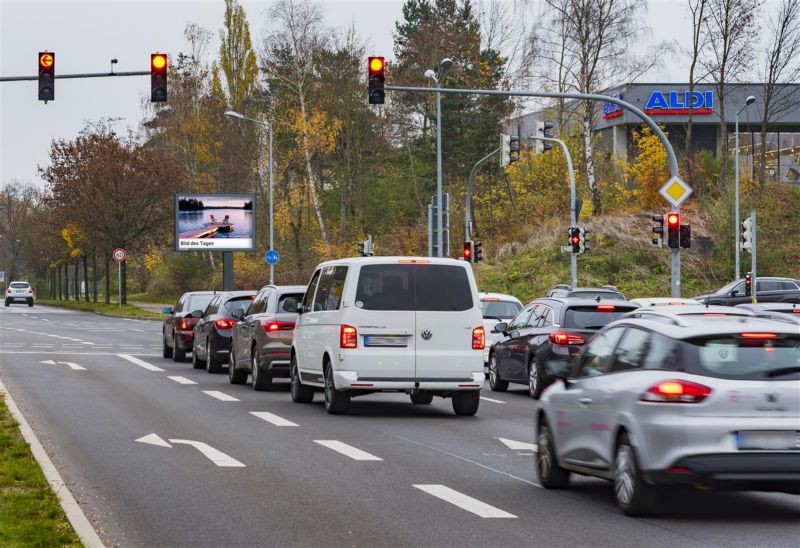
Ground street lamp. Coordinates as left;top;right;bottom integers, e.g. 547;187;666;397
734;94;756;279
224;109;275;285
425;57;452;258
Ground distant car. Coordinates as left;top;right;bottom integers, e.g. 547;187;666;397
489;298;639;398
547;284;626;301
694;277;800;306
192;291;257;373
736;303;800;325
536;314;800;516
229;284;306;390
629;297;700;307
5;281;34;307
624;304;754;321
479;292;523;365
162;291;216;362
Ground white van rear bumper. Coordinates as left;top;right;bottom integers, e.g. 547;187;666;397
333;370;484;391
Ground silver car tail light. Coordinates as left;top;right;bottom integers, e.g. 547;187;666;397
641;380;711;404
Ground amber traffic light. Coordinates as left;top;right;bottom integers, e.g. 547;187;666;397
368;56;385;105
38;51;55;102
667;212;680;249
151;53;168;102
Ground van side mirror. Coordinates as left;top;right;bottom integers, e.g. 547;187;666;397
492;322;508;334
191;309;204;319
162;307;173;315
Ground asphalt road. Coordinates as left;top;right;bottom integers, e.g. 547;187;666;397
1;303;798;547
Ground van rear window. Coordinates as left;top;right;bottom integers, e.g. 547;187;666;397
355;264;473;311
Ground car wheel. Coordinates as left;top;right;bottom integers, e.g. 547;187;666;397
537;418;570;488
162;332;173;359
488;354;508;392
251;347;272;391
172;331;186;362
206;338;222;373
28;299;33;307
4;300;9;307
452;391;480;416
323;363;350;415
192;341;206;369
528;359;544;399
410;391;434;405
228;345;248;385
290;355;313;403
613;433;657;516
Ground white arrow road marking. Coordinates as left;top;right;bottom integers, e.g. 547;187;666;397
39;360;86;371
168;439;245;467
167;376;197;385
250;411;299;427
314;440;382;461
480;396;506;404
202;390;239;402
135;433;172;447
117;353;165;372
40;360;57;365
497;438;538;452
413;484;517;518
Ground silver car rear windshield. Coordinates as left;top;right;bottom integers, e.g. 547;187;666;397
355;264;472;311
684;335;800;380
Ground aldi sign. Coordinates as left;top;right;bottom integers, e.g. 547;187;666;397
602;93;624;119
644;90;714;115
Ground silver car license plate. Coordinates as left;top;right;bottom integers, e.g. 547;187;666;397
736;430;799;450
364;335;407;347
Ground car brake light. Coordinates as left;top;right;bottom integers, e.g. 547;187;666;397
215;318;237;329
340;324;357;348
641;380;711;403
398;259;430;263
740;332;779;339
596;305;615;311
472;326;485;349
264;321;295;333
482;297;499;302
28;288;33;294
180;320;189;330
549;332;586;345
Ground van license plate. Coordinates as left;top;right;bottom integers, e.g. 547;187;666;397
736;431;799;450
364;336;407;347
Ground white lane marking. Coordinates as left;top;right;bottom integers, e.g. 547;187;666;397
167;376;197;385
40;360;57;365
497;438;538;452
169;439;245;467
250;411;299;427
413;484;517;518
203;390;240;402
60;361;87;371
480;396;506;404
314;440;382;461
117;353;165;372
135;433;172;447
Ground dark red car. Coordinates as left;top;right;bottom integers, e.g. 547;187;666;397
162;291;216;362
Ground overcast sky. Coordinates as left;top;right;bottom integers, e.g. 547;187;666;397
1;0;769;187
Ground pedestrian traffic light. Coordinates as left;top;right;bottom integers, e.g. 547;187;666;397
463;240;474;263
651;214;664;247
474;240;483;263
680;223;691;249
38;51;55;102
579;227;591;253
741;217;753;252
532;120;554;154
368;56;385;105
568;227;581;253
666;212;680;249
151;53;168;102
744;272;752;297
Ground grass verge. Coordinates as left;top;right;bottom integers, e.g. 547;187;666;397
0;398;81;546
127;292;181;306
37;298;163;320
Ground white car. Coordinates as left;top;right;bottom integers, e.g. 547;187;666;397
479;292;523;365
629;297;700;307
5;281;34;307
290;256;486;415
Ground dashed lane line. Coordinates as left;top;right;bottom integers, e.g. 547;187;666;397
202;390;240;402
480;396;506;404
314;440;382;461
116;354;166;372
413;484;517;518
250;411;299;427
167;376;197;385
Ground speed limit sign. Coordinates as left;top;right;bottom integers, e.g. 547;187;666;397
113;248;127;263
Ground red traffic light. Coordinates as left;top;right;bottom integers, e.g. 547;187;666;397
667;212;680;228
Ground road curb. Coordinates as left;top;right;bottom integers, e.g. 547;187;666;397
0;379;105;548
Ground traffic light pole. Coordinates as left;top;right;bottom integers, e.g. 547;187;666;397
541;136;577;288
751;210;757;304
465;147;500;241
435;89;444;257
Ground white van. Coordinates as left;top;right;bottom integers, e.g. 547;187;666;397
290;257;485;415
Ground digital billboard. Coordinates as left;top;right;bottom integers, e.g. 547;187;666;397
175;193;256;252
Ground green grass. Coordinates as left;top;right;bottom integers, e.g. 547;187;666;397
37;299;163;320
127;292;181;305
0;399;81;546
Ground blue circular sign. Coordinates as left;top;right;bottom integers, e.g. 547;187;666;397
265;249;280;265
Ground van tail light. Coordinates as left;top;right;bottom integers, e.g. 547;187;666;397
264;321;295;333
641;380;711;403
549;332;586;346
472;326;485;350
215;318;237;330
340;324;358;348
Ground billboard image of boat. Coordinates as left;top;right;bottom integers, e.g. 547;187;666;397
175;194;255;251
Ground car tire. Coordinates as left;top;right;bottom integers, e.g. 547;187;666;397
192;342;206;369
537;418;570;488
528;359;544;400
251;348;272;391
452;391;480;416
4;300;9;307
290;355;314;403
613;432;657;516
323;363;350;415
28;299;33;307
172;331;186;362
228;345;248;385
488;354;508;392
162;333;173;359
410;391;434;405
206;339;222;373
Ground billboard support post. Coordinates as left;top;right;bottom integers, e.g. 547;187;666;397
223;251;234;291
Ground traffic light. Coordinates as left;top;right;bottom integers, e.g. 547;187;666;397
568;227;581;253
532;120;554;154
680;223;691;249
358;235;374;257
509;136;520;163
666;212;680;249
463;240;474;262
744;272;752;297
579;227;591;253
651;214;664;247
151;53;168;102
368;56;385;105
474;240;483;263
500;134;510;166
741;217;753;252
38;51;55;102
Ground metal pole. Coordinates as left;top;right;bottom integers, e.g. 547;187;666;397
117;262;121;309
735;113;740;280
223;251;233;291
269;122;274;285
0;70;150;82
436;89;443;257
542;136;577;287
751;210;757;304
465;148;500;240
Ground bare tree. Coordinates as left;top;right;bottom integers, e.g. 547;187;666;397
757;0;800;185
683;0;710;185
0;181;38;282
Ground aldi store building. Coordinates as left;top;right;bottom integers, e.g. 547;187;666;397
509;83;800;184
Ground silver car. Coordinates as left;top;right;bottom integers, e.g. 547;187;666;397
536;311;800;515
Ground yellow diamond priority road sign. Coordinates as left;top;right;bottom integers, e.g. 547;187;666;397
659;176;692;208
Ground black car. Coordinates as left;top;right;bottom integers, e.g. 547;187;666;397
546;284;626;300
488;298;639;398
191;291;257;373
162;291;216;362
695;277;800;306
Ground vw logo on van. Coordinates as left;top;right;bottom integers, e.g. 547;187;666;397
420;329;432;340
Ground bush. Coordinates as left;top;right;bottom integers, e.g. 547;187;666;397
148;253;217;295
